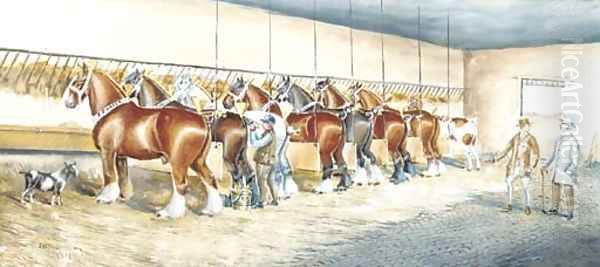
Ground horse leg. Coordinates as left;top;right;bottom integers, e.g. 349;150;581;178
191;158;224;216
353;147;368;186
314;150;335;194
432;120;446;174
156;164;188;219
96;150;121;204
116;157;133;201
390;148;408;184
333;139;352;191
363;131;384;186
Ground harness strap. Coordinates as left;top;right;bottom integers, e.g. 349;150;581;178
91;98;132;126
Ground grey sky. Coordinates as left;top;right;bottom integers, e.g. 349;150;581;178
222;0;600;50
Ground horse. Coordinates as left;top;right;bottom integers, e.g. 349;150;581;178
439;116;481;171
224;77;282;116
357;86;445;177
259;76;352;193
353;83;413;183
124;71;297;204
313;78;385;185
402;109;445;177
63;64;221;219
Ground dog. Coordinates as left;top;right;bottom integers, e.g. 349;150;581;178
20;161;79;206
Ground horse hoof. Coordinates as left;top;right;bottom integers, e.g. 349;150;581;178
476;168;481;171
270;201;279;206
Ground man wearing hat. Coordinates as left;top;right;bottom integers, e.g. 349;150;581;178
541;116;580;220
247;114;279;208
493;117;540;215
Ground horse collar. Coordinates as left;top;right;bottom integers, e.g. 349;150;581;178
91;98;132;126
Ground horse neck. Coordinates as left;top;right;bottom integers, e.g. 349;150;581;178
323;85;348;109
291;84;315;109
141;76;169;106
246;85;269;108
88;72;126;115
358;89;383;109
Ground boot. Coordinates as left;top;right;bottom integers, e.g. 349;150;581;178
565;185;575;221
549;183;561;216
524;206;531;215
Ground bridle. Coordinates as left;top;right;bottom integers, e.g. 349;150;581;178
227;80;250;103
63;70;92;104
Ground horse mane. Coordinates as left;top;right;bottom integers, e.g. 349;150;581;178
94;70;127;97
293;83;315;101
357;87;383;104
248;83;272;99
326;84;351;104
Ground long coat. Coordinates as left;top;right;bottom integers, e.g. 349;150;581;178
495;131;540;177
543;133;580;185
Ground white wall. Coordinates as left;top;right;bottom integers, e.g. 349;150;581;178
0;0;463;85
0;0;464;129
464;43;599;155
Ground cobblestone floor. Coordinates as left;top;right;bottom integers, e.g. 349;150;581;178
292;168;600;267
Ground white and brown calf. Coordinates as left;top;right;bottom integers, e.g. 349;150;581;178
20;161;79;206
441;117;481;171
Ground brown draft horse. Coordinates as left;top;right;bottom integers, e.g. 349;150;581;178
122;70;253;192
223;77;282;116
356;86;444;177
352;84;411;183
228;77;352;193
63;64;221;219
313;78;385;185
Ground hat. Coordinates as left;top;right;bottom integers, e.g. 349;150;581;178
559;115;576;129
260;115;276;125
517;117;531;128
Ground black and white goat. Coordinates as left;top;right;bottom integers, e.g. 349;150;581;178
20;161;79;206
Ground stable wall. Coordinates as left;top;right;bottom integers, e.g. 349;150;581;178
464;43;600;156
0;0;463;87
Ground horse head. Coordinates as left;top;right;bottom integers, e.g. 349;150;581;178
122;68;143;98
229;77;247;100
63;62;93;109
173;73;210;108
274;75;292;103
314;78;330;93
349;82;362;99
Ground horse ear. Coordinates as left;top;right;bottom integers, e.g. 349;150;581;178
80;61;89;73
358;82;363;89
286;75;291;83
325;78;331;84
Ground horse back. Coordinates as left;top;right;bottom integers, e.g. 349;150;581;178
373;109;405;140
286;111;341;143
211;112;246;143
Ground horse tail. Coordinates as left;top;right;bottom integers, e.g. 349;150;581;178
432;115;442;159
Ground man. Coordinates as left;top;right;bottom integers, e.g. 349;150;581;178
542;116;580;220
247;114;279;208
493;117;540;215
